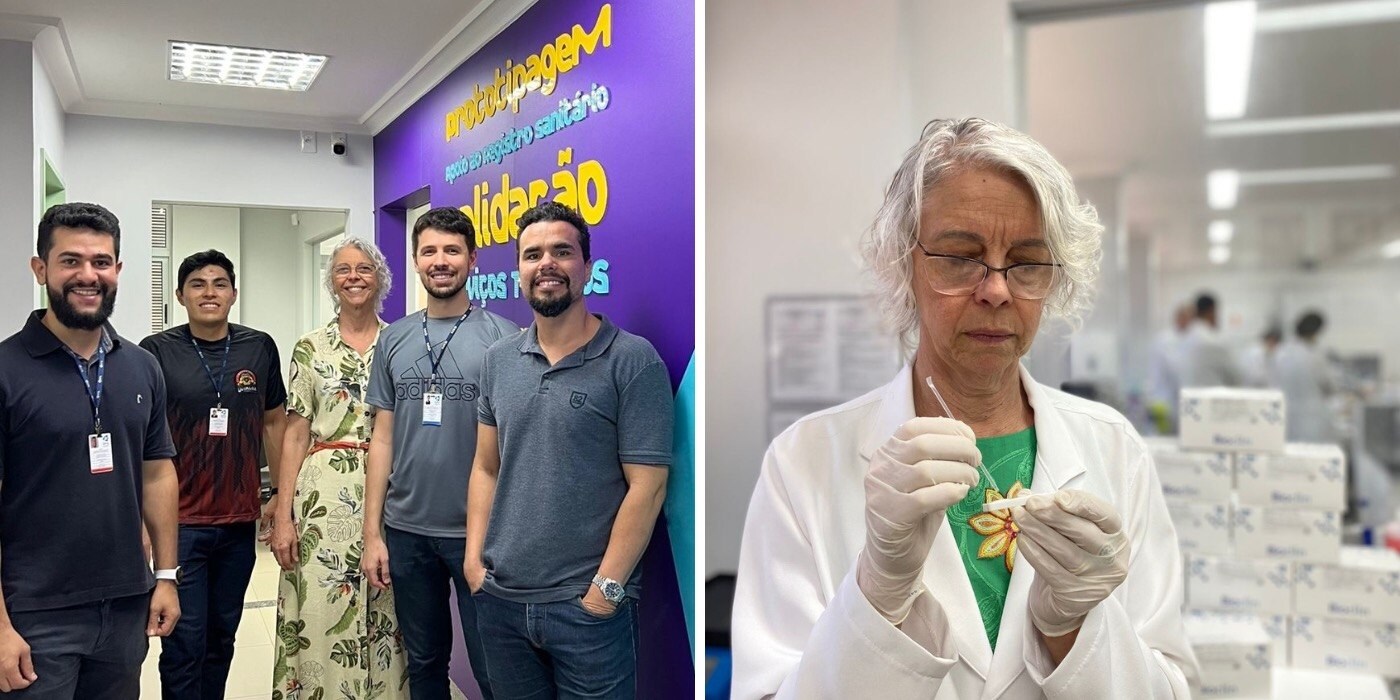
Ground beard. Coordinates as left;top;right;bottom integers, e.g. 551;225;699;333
47;281;116;331
527;273;577;318
422;270;465;300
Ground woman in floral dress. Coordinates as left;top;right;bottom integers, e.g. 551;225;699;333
270;238;408;700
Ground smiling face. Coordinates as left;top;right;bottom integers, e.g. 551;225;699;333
30;226;122;331
518;219;592;318
177;264;237;326
913;166;1049;380
329;246;380;311
415;228;475;300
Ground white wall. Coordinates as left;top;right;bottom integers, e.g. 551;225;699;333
63;115;373;338
0;41;35;331
168;204;242;328
705;0;1014;576
239;208;346;364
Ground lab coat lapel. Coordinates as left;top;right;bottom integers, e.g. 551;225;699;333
857;365;994;678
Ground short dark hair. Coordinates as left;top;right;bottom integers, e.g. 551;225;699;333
516;201;591;260
178;250;237;290
37;202;121;260
1296;311;1325;339
1195;293;1217;317
1263;326;1283;343
412;207;476;254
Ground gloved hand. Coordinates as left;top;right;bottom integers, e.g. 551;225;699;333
1013;490;1130;637
857;417;981;625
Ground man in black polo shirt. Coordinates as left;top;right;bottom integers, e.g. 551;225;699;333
141;249;286;699
0;202;181;698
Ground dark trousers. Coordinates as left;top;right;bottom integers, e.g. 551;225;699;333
383;526;494;700
472;591;638;700
5;594;150;699
158;522;256;700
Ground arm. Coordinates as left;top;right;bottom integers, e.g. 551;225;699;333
142;458;181;637
361;410;394;590
270;413;311;570
581;463;668;615
464;422;500;592
260;406;286;533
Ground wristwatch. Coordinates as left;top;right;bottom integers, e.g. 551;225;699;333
592;575;626;604
155;567;183;585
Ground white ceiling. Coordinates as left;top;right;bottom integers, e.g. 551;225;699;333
1024;1;1400;270
0;0;537;134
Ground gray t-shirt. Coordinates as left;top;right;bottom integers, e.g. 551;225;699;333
365;307;521;537
478;314;673;603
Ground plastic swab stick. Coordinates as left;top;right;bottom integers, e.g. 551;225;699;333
924;375;1000;494
981;495;1033;513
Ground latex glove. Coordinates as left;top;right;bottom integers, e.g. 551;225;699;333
857;417;981;624
1013;490;1130;637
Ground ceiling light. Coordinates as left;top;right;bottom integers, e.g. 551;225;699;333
1207;110;1400;137
1208;170;1240;209
1205;1;1257;120
1238;164;1396;186
1256;0;1400;33
1383;239;1400;258
1209;244;1232;264
168;41;327;91
1209;220;1235;245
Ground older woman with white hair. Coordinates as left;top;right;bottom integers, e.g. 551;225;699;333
269;237;409;698
732;118;1197;699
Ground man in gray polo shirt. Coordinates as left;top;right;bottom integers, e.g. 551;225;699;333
362;207;517;700
465;201;673;700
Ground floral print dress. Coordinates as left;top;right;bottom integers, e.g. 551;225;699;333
274;319;408;700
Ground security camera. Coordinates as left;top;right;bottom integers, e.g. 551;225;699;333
331;133;347;156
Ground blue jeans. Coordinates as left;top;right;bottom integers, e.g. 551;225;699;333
5;594;149;699
158;523;256;700
472;591;638;700
383;526;493;700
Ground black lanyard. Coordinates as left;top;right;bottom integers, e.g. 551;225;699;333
70;343;107;434
190;332;233;407
420;308;470;390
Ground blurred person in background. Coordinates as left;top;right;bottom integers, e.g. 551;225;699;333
1274;311;1336;443
731;118;1196;699
1146;303;1193;434
1178;293;1241;388
1239;325;1282;389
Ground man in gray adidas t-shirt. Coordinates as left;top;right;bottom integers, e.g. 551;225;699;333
465;202;673;700
362;207;517;700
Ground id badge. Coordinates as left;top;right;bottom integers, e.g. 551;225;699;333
209;407;229;436
423;391;443;426
88;433;114;474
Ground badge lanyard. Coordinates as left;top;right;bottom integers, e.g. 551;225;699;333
71;344;107;434
190;333;233;407
420;308;469;426
420;308;470;391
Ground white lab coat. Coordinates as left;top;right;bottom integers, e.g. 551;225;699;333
732;364;1198;699
1273;340;1336;443
1178;321;1241;388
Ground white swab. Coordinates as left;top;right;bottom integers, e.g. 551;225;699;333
981;495;1033;513
924;375;1001;494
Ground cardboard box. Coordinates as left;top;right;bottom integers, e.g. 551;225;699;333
1187;554;1293;615
1184;610;1272;699
1146;439;1233;501
1236;444;1346;510
1233;506;1340;562
1293;547;1400;624
1167;499;1233;555
1290;616;1400;676
1259;613;1290;666
1180;388;1286;453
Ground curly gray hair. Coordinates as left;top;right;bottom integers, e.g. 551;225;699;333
860;117;1102;349
323;237;393;314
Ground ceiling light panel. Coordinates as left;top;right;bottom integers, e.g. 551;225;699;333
1209;220;1235;245
1205;1;1257;120
1208;170;1240;209
169;41;327;91
1207;110;1400;137
1209;244;1232;264
1256;0;1400;33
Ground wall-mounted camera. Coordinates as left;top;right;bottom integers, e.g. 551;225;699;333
331;133;347;156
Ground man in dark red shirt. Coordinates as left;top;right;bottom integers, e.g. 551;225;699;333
141;249;286;699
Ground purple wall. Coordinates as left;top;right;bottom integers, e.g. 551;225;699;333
372;1;694;696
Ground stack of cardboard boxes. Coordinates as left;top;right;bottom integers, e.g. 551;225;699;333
1151;388;1400;697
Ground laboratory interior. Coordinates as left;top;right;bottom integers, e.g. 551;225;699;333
707;0;1400;698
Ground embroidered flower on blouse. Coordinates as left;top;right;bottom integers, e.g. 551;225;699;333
967;481;1024;573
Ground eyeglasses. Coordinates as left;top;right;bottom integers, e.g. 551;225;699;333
915;241;1061;300
332;264;377;278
